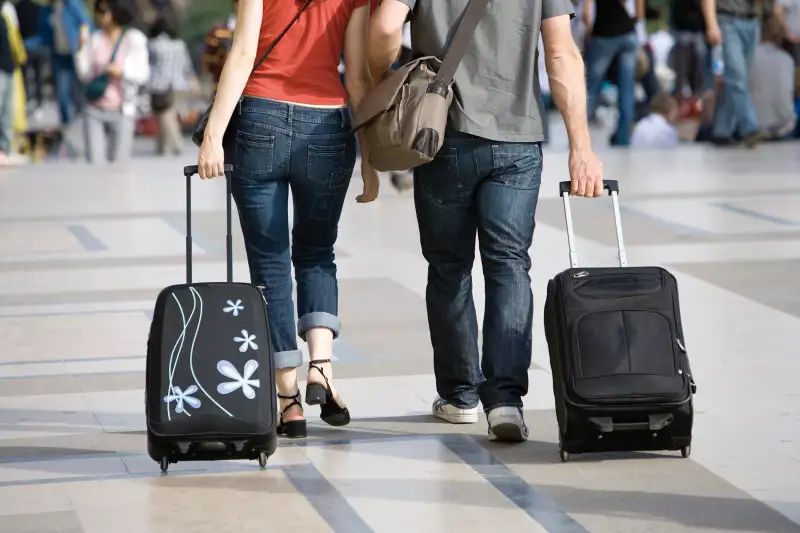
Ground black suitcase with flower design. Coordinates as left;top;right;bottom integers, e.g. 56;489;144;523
145;165;277;472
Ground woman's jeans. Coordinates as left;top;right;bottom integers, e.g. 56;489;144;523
585;32;638;146
228;96;356;370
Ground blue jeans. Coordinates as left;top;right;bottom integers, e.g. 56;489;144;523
712;15;759;139
51;54;83;125
228;97;356;370
414;131;542;411
586;32;638;146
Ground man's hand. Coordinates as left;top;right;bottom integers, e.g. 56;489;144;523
568;149;604;197
706;23;723;45
357;159;380;203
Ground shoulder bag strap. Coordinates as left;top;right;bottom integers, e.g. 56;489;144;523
434;0;491;85
109;28;127;64
250;0;314;75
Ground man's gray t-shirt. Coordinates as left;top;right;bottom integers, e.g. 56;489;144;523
398;0;574;143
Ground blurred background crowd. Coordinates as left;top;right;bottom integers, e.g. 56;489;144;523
0;0;796;168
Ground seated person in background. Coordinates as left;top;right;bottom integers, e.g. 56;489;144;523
631;92;679;148
749;17;797;139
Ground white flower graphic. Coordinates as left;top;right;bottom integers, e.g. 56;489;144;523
163;385;202;415
216;360;260;399
223;299;243;317
233;329;258;352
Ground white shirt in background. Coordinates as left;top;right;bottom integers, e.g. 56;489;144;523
631;114;680;148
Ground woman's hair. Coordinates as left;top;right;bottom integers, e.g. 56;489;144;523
94;0;135;27
150;16;178;39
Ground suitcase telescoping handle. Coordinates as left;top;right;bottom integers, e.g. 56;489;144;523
559;180;627;269
182;165;234;284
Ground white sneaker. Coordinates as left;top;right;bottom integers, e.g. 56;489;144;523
487;406;528;442
432;396;479;424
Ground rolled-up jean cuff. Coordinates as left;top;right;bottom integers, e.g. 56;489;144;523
274;349;303;370
297;312;341;341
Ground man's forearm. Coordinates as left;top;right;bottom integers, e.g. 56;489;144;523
701;0;718;29
546;49;591;152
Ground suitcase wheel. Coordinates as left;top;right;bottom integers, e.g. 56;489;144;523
160;457;169;473
258;451;268;468
559;447;570;463
680;445;691;459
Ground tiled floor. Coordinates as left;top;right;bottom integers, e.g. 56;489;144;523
1;139;799;532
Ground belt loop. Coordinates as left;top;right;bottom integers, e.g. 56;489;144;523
237;97;243;116
339;108;346;128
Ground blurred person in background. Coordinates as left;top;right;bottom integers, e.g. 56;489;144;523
76;0;149;164
773;0;800;65
671;0;709;100
3;0;28;159
148;15;197;156
36;0;92;125
631;91;680;147
584;0;644;145
203;0;237;94
703;0;761;147
16;0;44;115
0;0;23;165
749;17;797;139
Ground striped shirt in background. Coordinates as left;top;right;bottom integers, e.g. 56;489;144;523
148;33;196;94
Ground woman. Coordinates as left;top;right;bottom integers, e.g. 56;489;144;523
148;16;197;156
197;0;379;438
75;0;149;164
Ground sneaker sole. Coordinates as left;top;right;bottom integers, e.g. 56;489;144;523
433;411;479;424
489;422;528;443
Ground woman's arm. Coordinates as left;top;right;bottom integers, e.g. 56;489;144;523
203;0;262;144
343;4;372;149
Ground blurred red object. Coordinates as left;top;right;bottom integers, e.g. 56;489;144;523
136;115;159;137
678;96;702;120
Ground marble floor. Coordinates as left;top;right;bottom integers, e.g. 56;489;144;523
1;140;799;533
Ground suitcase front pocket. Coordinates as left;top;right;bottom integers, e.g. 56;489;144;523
571;310;686;402
571;272;662;299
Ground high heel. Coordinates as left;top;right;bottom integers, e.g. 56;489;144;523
277;391;307;438
305;359;350;427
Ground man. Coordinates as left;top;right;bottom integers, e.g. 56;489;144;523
203;0;237;92
36;0;92;125
584;0;644;145
702;0;761;146
749;17;797;139
369;0;603;442
671;0;710;99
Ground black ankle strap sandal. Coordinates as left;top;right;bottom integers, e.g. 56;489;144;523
277;390;306;439
305;358;350;427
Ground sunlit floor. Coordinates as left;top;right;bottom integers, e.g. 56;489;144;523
1;135;799;532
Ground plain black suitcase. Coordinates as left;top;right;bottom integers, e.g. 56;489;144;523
543;180;696;463
145;164;277;473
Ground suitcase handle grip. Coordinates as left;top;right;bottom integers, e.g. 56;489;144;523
182;165;235;284
559;180;627;269
558;180;619;196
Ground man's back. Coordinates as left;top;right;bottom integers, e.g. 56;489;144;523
405;0;573;143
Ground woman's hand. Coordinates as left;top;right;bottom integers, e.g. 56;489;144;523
357;159;380;203
198;135;226;179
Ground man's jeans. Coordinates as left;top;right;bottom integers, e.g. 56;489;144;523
414;131;542;411
712;15;759;139
586;32;638;146
228;96;356;370
52;54;84;125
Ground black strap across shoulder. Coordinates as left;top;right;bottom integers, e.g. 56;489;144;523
250;0;313;75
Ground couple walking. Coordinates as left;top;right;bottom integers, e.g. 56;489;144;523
196;0;604;443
